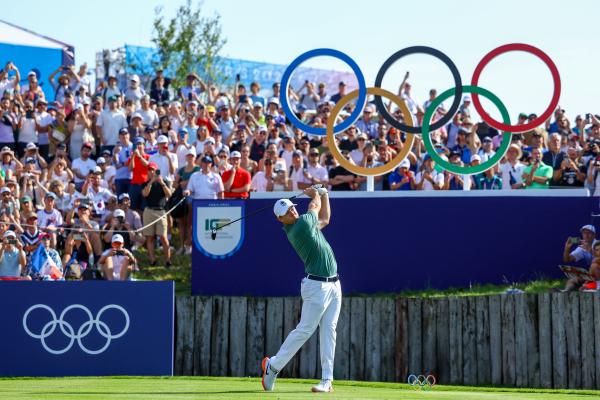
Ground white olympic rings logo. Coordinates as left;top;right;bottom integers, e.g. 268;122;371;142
22;304;130;355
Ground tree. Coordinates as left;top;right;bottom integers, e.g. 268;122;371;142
152;0;226;88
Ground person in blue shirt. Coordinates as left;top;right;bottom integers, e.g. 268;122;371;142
389;159;415;190
0;230;27;279
450;129;472;165
473;167;502;190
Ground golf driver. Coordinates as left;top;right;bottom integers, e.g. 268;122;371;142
210;184;323;240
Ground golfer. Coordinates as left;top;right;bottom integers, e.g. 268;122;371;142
262;185;341;393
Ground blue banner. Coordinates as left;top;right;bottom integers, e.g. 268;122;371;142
192;193;596;296
0;281;174;376
193;199;245;259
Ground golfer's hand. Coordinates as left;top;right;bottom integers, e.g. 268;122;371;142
304;187;318;198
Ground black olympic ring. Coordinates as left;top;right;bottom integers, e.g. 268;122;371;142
373;45;463;134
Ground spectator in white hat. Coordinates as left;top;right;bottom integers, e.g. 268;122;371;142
100;234;135;281
499;144;526;190
222;150;251;199
0;61;20;99
562;225;597;291
149;135;178;185
175;128;193;166
136;94;159;128
459;95;472;118
96;95;128;155
124;74;145;108
0;230;26;280
355;105;378;139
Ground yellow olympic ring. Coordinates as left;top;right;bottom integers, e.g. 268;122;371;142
326;87;415;177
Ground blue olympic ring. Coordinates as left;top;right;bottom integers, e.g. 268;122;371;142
279;48;367;136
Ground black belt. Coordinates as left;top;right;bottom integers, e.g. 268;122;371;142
306;274;339;282
147;207;165;211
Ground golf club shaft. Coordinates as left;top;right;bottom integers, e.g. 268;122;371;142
212;186;319;233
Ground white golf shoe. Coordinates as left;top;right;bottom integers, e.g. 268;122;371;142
311;379;334;392
261;357;278;391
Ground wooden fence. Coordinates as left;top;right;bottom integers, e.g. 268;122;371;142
174;293;600;389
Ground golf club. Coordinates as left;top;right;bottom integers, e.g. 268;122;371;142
210;184;323;240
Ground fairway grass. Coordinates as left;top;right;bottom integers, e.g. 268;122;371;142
0;377;599;400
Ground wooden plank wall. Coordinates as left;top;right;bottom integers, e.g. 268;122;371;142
174;293;600;389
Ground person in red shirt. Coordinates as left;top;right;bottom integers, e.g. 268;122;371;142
221;151;251;199
126;136;150;211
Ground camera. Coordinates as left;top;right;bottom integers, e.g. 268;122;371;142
115;250;124;256
7;239;17;245
117;216;125;224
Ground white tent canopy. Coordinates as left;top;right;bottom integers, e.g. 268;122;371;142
0;20;70;50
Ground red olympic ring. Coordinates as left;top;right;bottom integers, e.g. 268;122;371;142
470;43;561;134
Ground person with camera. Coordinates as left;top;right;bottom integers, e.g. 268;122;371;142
99;234;136;281
102;208;136;251
0;62;20;99
556;147;585;187
416;155;444;190
142;162;172;267
62;228;93;274
561;225;596;291
522;147;553;189
0;230;27;280
180;73;206;103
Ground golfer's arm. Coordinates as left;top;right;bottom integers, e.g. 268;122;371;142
318;192;330;229
307;193;321;214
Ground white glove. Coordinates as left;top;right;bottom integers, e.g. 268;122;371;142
317;186;328;196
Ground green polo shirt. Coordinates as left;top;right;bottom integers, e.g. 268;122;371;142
523;162;553;189
283;211;337;277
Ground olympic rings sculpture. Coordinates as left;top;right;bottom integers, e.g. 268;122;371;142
407;374;436;390
280;44;561;176
22;304;130;355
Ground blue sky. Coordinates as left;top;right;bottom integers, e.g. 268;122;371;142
3;0;600;123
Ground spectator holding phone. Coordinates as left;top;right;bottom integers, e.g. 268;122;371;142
142;162;172;267
389;159;415;190
562;225;597;291
99;234;135;281
62;229;93;269
0;230;26;279
127;137;150;211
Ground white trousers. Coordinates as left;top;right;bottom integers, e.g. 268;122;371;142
269;277;342;380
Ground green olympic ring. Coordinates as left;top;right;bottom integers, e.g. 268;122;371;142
421;85;512;175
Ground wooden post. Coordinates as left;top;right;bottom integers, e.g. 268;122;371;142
564;293;581;389
435;297;450;384
349;297;366;380
422;298;437;376
448;296;463;384
193;297;212;376
281;297;302;378
210;296;230;376
334;296;350;380
395;297;409;382
475;296;491;385
380;298;396;382
246;298;266;377
265;297;284;360
462;296;477;386
175;296;194;375
365;298;382;382
488;295;502;385
228;297;247;377
407;298;422;377
551;293;567;388
501;295;516;386
537;293;552;388
579;293;596;389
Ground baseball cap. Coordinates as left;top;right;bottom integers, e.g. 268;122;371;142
92;166;102;174
26;212;38;220
0;146;10;153
45;192;57;199
26;142;37;151
267;97;279;106
27;71;36;77
130;74;140;83
179;128;189;135
107;95;118;103
113;209;125;218
25;157;36;164
0;187;10;194
3;230;16;238
581;224;596;234
118;193;130;202
21;195;32;203
157;135;169;144
148;162;159;170
339;81;346;86
206;105;216;113
253;102;263;108
230;151;241;158
82;142;93;149
518;112;528;119
144;126;155;133
200;155;213;164
273;198;297;217
292;150;303;157
399;159;410;169
185;147;197;157
463;95;471;102
483;136;493;143
131;113;143;120
111;234;124;243
96;157;106;165
119;128;129;135
77;201;89;209
205;137;215;145
134;136;145;144
470;154;482;163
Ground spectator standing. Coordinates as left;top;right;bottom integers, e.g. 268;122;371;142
142;162;172;267
221;151;251;199
127;137;150;211
96;96;128;154
71;143;96;192
184;156;224;199
522;147;553;189
124;75;145;108
500;144;526;190
149;135;178;186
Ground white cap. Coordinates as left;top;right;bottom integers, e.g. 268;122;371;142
96;157;106;165
113;209;125;218
3;230;15;238
0;187;10;194
26;142;37;150
157;135;169;144
185;147;197;157
205;137;215;145
92;166;102;174
581;224;596;233
267;97;279;105
130;74;140;82
470;154;482;163
111;234;124;243
230;151;241;158
273;198;297;217
131;113;143;120
399;159;410;169
463;95;471;102
27;71;36;77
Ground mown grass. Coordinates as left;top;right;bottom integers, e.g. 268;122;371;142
0;376;598;400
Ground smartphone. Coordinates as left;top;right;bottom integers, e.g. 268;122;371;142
156;169;161;176
73;234;84;241
235;73;240;81
115;250;125;256
569;237;579;245
188;93;192;101
25;110;33;119
586;113;592;121
7;239;17;245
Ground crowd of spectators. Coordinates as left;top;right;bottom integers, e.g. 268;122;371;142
0;59;595;280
